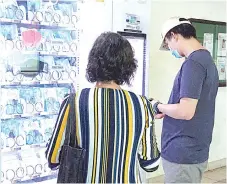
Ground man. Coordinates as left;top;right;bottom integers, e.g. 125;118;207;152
155;17;219;183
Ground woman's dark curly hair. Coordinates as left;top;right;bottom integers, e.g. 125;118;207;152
86;32;138;85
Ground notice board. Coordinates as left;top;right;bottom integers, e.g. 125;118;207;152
189;18;227;87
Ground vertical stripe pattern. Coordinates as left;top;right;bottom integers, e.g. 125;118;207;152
45;88;161;183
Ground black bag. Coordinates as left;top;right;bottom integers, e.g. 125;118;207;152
57;94;87;183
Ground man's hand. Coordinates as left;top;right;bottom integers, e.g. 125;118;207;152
155;113;165;119
157;98;198;120
148;98;162;115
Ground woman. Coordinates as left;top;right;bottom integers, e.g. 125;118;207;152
46;32;160;183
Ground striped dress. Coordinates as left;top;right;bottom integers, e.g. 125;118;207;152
46;88;160;183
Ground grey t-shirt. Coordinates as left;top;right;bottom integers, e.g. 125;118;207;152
161;49;219;164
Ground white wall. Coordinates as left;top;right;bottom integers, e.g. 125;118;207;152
147;0;227;179
112;0;152;96
79;1;112;89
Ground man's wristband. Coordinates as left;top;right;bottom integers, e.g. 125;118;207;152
148;98;162;114
153;102;162;114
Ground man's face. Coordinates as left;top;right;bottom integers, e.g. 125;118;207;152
164;33;184;58
165;34;178;51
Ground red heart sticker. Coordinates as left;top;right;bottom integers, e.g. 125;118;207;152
22;29;42;47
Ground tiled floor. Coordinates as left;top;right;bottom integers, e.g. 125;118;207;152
149;167;226;183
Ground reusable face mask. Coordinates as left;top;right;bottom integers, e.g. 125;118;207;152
22;29;42;47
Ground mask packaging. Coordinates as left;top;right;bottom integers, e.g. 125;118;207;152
53;30;71;42
1;132;6;150
27;0;42;21
2;119;19;148
40;29;53;41
42;118;54;143
43;88;59;113
18;120;26;147
0;3;6;18
19;5;26;21
57;3;73;25
25;119;43;145
19;87;44;114
52;31;70;53
54;57;70;67
0;25;18;40
56;87;70;102
40;30;54;52
4;88;20;115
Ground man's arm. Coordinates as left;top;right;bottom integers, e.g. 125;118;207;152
158;98;198;120
157;59;206;120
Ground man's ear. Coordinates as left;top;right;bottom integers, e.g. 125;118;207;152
171;32;178;41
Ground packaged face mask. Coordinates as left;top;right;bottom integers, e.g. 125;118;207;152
52;30;72;42
0;3;6;18
40;29;54;41
19;5;26;20
56;3;73;17
54;3;78;25
43;88;60;113
3;89;21;115
69;57;77;66
5;4;17;19
54;57;70;67
1;119;20;147
26;129;43;145
19;87;43;113
1;133;6;149
5;99;23;115
56;87;70;102
45;97;60;113
27;0;41;12
25;119;43;145
0;25;18;40
41;118;55;143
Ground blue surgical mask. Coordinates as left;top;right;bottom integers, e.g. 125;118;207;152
170;49;183;58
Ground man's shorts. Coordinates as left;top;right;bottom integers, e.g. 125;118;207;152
162;158;208;183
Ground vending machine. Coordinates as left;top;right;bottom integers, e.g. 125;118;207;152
0;0;152;183
0;0;81;183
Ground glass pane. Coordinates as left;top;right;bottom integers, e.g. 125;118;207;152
0;0;81;183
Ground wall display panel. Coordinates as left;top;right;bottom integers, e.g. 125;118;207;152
118;31;147;95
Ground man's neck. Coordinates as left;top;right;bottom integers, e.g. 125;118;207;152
95;81;121;90
182;38;206;58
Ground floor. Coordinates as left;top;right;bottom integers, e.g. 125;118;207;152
149;167;226;183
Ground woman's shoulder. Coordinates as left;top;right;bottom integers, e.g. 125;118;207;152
68;88;150;103
122;89;149;101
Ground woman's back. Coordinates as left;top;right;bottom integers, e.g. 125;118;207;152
46;88;160;183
